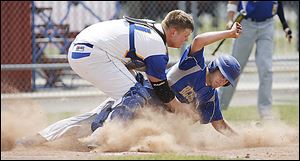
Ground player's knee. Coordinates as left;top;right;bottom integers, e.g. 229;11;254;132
109;82;151;121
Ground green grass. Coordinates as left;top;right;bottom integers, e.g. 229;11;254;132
275;104;299;126
95;153;225;160
46;112;78;124
222;104;299;126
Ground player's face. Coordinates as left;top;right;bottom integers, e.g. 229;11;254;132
168;28;192;48
211;70;229;88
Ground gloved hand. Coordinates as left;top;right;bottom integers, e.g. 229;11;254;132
284;27;292;43
135;72;145;85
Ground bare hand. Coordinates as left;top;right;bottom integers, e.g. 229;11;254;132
284;28;292;43
230;22;242;38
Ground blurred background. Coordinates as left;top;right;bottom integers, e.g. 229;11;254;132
1;1;299;114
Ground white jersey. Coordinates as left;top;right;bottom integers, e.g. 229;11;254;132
75;19;166;64
68;19;170;100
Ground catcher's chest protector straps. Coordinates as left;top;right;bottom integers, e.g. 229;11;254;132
124;23;147;71
123;16;166;44
124;16;167;71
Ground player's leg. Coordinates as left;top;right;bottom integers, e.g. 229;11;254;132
68;42;136;100
218;19;256;110
91;81;152;132
255;19;274;120
16;98;115;147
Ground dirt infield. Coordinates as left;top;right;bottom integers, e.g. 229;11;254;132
1;100;299;160
1;144;299;160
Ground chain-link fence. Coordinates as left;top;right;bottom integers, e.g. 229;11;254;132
1;1;299;97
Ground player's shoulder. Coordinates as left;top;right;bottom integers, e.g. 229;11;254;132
136;23;165;48
136;39;167;58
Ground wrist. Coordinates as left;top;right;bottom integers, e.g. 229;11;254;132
282;23;289;30
226;29;235;38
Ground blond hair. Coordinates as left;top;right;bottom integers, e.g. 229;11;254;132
162;10;194;31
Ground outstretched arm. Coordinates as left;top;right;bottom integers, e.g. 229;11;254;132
147;75;200;121
190;22;242;54
211;119;238;137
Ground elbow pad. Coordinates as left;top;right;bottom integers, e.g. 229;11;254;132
151;80;175;103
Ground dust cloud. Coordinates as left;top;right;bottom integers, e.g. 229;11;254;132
80;106;299;153
1;100;48;151
1;102;298;153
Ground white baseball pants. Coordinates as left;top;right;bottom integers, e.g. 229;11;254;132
39;98;116;141
68;41;137;100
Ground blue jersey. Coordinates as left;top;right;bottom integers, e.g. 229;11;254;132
167;46;223;124
238;1;278;22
